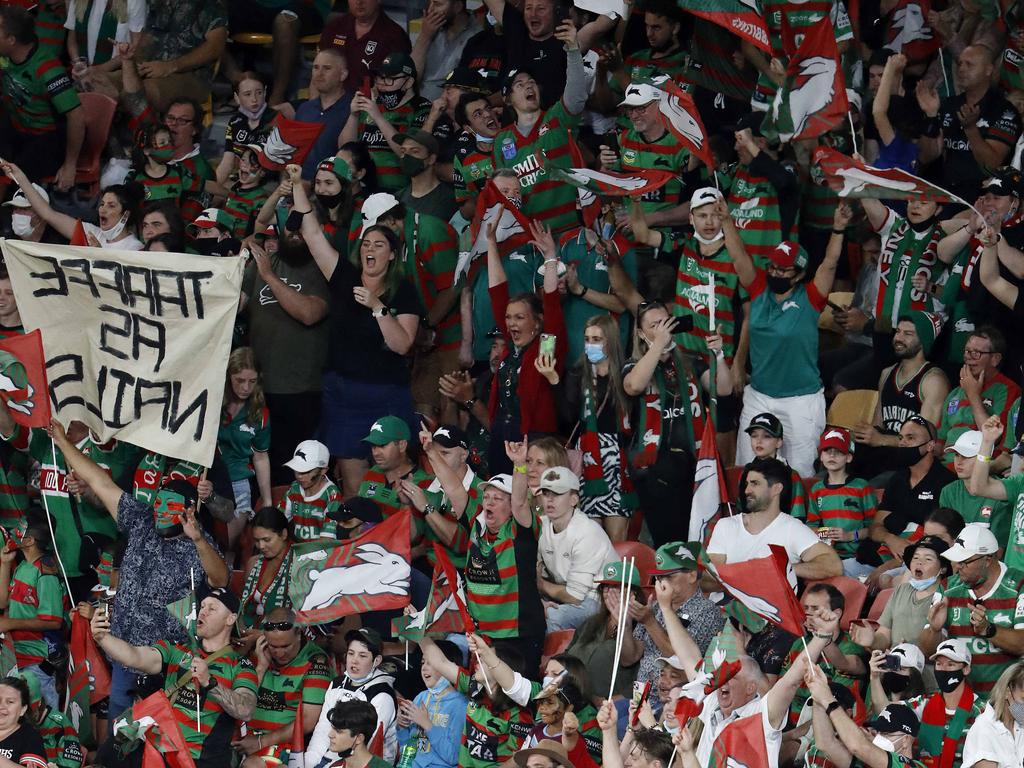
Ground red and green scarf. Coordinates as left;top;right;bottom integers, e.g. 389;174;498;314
579;380;636;509
240;545;294;628
875;220;943;330
918;684;975;768
631;349;698;469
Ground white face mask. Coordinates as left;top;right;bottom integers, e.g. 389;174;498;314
100;212;130;242
872;734;896;753
10;213;34;237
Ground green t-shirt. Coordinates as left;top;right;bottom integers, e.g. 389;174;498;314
0;43;79;134
8;557;64;666
1001;473;1024;572
217;405;271;482
940;480;1012;551
938;374;1021;465
249;640;331;732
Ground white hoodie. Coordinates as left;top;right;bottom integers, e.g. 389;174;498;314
305;668;398;765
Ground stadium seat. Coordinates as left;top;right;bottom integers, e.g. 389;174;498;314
867;588;894;622
826;390;879;431
807;575;868;630
725;465;745;505
256;484;289;510
75;92;117;197
229;568;246;595
612;540;657;586
540;629;575;672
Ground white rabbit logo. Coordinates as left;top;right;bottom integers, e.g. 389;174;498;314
301;543;410;612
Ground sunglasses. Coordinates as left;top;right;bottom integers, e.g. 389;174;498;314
263;621;295;632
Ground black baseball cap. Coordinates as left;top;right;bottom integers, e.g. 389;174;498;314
982;167;1022;198
373;52;416;79
733;112;766;138
745;412;784;439
866;703;920;737
197;584;241;615
345;627;383;656
432;424;468;449
445;66;484;92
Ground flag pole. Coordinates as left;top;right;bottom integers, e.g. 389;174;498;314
607;558;627;699
44;438;75;601
938;48;950;98
847;112;859;158
800;635;816;670
707;273;718;429
191;567;200;733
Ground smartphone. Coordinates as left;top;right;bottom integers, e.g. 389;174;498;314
539;333;556;358
931;592;943;606
360;76;372;98
827;300;846;313
857;619;880;631
883;654;901;671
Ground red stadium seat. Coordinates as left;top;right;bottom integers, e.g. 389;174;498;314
806;575;868;630
540;629;575;673
867;588;894;622
612;540;657;586
75;92;117;197
255;484;290;510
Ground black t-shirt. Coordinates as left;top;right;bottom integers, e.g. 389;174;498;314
881;461;955;530
0;723;46;768
500;4;567;109
938;89;1021;199
326;260;424;384
458;27;505;86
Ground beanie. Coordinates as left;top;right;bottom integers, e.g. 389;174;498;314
900;311;943;355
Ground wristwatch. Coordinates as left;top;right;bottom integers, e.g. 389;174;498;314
372;304;390;318
983;623;997;639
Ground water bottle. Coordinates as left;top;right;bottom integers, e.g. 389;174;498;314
396;740;418;768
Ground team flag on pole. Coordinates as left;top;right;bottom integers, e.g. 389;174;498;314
710;545;806;636
813;147;958;202
257;116;325;171
761;16;848;143
0;330;50;428
676;0;771;53
689;417;728;543
393;543;471;640
457;180;535;281
652;79;716;173
884;0;942;62
710;713;770;768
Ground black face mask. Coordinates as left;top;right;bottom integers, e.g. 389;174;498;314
193;237;239;257
377;90;402;110
881;671;910;695
334;747;354;760
318;191;345;210
934;669;964;694
767;275;793;294
891;441;932;468
908;215;937;233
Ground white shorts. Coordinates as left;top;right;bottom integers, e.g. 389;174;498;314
735;386;826;477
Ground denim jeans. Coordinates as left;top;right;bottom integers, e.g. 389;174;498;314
21;664;57;709
545;595;600;632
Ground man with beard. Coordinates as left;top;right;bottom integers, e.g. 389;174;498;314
241;231;330;484
319;0;411;93
616;0;687;88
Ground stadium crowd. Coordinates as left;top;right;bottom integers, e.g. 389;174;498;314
0;0;1022;765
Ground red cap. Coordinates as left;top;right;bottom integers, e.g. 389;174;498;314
818;426;852;454
768;240;808;270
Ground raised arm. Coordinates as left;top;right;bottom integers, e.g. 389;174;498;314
968;415;1010;498
90;602;162;673
0;160;78;238
719;199;756;288
556;23;588;116
654;580;702;679
291;165;342;280
979;228;1019;308
416;634;460;685
623;315;676;396
871;54;905;148
48;419;123;519
813;203;850;299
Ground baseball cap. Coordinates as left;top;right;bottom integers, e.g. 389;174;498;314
982;167;1021;197
947;430;983;458
656;655;687;670
444;66;483;91
197;584;241;615
866;703;919;737
397;128;440;156
513;741;571;768
3;183;48;208
479;473;513;495
284;440;330;472
690;187;722;210
930;638;972;665
373;52;416;79
501;67;538;94
942;522;1000;563
360;192;402;231
768;240;809;271
317;155;352;181
819;426;853;454
889;643;925;673
345;627;383;656
650;541;700;575
595;559;642;587
363;416;411;446
536;467;580;495
619;83;661;107
432;424;468;449
733;111;765;138
745;412;783;439
333;496;383;524
188;208;234;235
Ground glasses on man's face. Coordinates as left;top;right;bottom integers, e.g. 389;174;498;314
959;554;988;567
165;115;193;125
963;348;994;359
263;621;294;632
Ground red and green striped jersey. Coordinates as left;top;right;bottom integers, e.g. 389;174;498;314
726;165;786;265
0;43;80;134
8;557;64;666
34;4;67;57
223;183;270;239
0;329;27;530
465;513;542;639
249;641;331;732
453;133;494;204
421;469;478;568
938;373;1021;465
686;20;757;101
944;565;1024;696
37;706;83;768
492;101;582;233
150;641;259;758
173;150;215;224
782;632;861;724
357;466;434;541
403;211;461;349
357;97;430;192
278;479;343;543
623;48;689;87
455;668;532;768
803;160;842;231
618;127;690;215
670;236;749;365
133;166;184;204
789;468;807;521
807;478;878;558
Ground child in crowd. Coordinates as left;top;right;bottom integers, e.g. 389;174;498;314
744;412;808;519
131;123;182;206
216;72;275;187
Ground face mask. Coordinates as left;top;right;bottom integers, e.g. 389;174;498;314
881;671;910;696
238;102;267;121
872;734;896;753
474;132;494;144
193;237;240;257
934;669;964;693
542;675;555;688
585;342;606;363
694;229;724;245
11;213;34;237
334;747;354;760
377;90;402;110
1009;700;1024;726
399;154;428;176
908;575;938;590
427;678;450;694
507;196;523;210
909;215;937;233
486;10;497;25
767;274;793;294
148;147;175;163
101;212;130;240
318;191;345;209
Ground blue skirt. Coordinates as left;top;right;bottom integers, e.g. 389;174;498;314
320;372;416;459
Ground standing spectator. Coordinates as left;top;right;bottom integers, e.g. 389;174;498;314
396;130;457;220
940;430;1013;544
395;638;468;768
412;0;481;101
0;6;83;191
319;0;412;94
294;50;353;181
451;93;499;220
614;0;686;87
279;440;343;543
961;661;1024;768
216;74;275;187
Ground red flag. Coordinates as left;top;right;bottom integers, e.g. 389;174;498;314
712;545;806;637
258;116;325;171
70;220;89;246
710;713;769;768
674;695;702;725
0;330;51;428
433;542;473;630
551;167;678;198
393;543;471;639
813;147;958;202
290;697;304;752
677;0;771;53
70;609;110;705
122;692;197;768
459;180;535;282
690;417;728;543
885;0;941;62
655;80;715;173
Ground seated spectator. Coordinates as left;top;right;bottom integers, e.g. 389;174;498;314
522;678;589;749
221;146;271;239
19;670;82;768
395;638;467;768
0;676;46;768
962;661;1024;768
322;699;393;768
941;430;1013;544
742;412;808;520
3;185;62;244
295;50;354;182
411;0;481;101
279;440;343;543
867;642;926;714
239;507;295;629
319;0;412;94
139;200;188;249
188;208;242;256
216;73;275;187
512;740;573;768
129;123;184;205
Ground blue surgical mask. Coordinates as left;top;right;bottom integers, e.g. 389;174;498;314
427;678;450;695
585;342;606;363
908;575;938;590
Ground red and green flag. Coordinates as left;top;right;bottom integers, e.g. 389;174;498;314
813;147;958;202
710;545;806;636
654;78;716;173
676;0;771;53
287;511;413;625
0;631;16;677
0;330;51;428
884;0;942;62
458;179;535;282
392;543;471;640
66;610;109;744
550;167;676;198
710;712;769;768
257;116;325;171
113;692;196;768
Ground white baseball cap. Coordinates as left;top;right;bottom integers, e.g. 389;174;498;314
690;187;722;210
284;440;330;472
3;184;49;207
889;643;925;673
359;193;401;233
479;473;513;495
948;430;983;458
618;83;661;107
536;466;580;494
656;655;687;671
930;638;971;665
942;523;1000;563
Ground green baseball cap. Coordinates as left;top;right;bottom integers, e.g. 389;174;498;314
362;416;411;446
725;600;768;634
594;560;642;587
650;542;700;575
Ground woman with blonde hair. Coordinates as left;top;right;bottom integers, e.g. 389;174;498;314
218;347;272;550
962;660;1024;768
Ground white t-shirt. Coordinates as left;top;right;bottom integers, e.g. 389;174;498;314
707;512;820;588
81;222;144;251
695;692;784;768
539;510;616;602
962;704;1024;768
64;0;146;64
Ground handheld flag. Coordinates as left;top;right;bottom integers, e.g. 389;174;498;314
710;713;769;768
676;0;771;53
702;621;744;693
70;609;110;706
112;692;197;768
652;79;715;173
166;591;197;631
288;511;413;625
690;416;728;543
393;543;471;640
885;0;941;62
813;147;957;202
551;167;677;198
0;330;51;428
457;180;534;281
258;116;325;171
70;220;89;246
290;697;305;753
762;16;848;143
710;545;805;636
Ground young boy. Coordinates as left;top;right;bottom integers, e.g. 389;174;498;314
279;440;344;542
806;427;878;577
325;699;392;768
744;412;808;519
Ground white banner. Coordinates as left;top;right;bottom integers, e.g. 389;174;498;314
0;240;246;465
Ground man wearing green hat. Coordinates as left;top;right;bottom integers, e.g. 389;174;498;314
630;541;722;687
